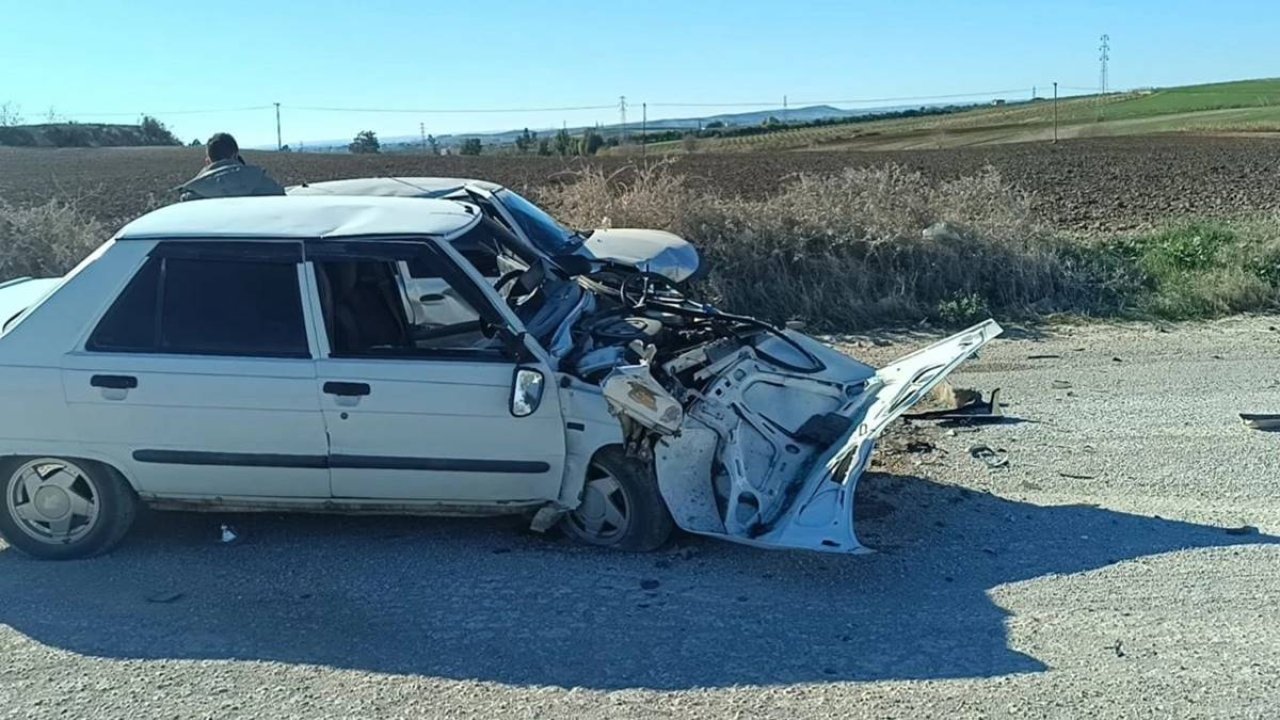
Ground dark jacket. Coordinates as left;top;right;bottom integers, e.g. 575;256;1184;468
177;159;285;201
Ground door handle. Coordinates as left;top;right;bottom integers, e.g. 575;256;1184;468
323;381;371;397
90;375;137;390
419;293;446;303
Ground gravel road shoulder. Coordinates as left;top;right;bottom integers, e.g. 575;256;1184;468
1;317;1278;719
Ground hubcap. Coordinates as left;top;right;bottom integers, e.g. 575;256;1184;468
569;462;631;542
6;459;100;545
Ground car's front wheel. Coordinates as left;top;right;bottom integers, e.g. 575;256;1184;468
0;457;137;560
563;447;674;552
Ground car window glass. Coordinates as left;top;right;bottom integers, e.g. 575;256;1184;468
87;254;308;357
86;256;161;352
160;258;308;356
316;259;504;358
495;189;580;254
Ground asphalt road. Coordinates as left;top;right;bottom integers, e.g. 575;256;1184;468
2;317;1278;719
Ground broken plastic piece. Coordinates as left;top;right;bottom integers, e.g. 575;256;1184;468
219;524;239;544
1240;413;1280;431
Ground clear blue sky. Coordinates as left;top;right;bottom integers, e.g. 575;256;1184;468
1;0;1276;147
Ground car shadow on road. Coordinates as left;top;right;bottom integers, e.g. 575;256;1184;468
0;473;1272;691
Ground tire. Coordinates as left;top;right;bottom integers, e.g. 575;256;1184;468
562;446;674;552
0;456;138;560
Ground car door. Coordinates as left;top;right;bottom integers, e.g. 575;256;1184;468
61;240;331;499
305;237;566;504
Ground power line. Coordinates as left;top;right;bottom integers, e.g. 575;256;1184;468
646;89;1033;108
52;105;273;118
45;88;1112;123
288;103;616;114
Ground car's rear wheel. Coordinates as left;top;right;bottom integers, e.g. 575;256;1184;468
0;457;137;560
563;447;673;552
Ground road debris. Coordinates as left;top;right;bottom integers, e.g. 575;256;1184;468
969;444;1009;469
904;387;1007;425
1052;380;1072;389
905;440;938;454
145;591;184;604
1027;354;1062;360
1107;640;1126;658
219;524;240;545
1059;472;1099;480
1240;413;1280;431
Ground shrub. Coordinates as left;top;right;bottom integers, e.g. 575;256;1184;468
1099;220;1280;319
542;162;1105;328
349;130;380;154
0;200;105;279
138;116;180;146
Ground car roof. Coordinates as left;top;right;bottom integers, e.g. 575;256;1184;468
286;177;504;199
115;195;481;241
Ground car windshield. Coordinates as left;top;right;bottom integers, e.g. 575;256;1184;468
496;189;581;255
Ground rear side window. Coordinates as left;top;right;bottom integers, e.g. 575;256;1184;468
87;254;308;358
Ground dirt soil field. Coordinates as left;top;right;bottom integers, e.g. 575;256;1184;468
2;317;1278;719
4;135;1280;233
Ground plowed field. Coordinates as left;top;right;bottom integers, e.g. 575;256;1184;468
3;135;1280;233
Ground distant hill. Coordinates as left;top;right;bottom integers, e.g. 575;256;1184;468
298;104;912;152
0;121;182;148
630;77;1280;153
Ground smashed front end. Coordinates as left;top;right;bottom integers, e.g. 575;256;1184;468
544;269;1001;553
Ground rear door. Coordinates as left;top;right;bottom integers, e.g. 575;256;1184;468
61;241;330;499
305;238;566;504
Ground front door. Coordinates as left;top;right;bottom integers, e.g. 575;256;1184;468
305;239;566;503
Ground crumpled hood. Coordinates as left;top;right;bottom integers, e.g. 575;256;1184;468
577;228;702;283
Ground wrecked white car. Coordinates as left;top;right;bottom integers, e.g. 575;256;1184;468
0;195;999;560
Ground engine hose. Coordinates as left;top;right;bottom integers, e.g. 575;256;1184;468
643;299;826;374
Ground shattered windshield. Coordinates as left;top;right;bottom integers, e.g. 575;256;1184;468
496;189;582;255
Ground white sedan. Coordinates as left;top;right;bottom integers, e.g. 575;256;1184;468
0;195;999;559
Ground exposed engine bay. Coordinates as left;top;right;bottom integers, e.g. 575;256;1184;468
518;259;1003;553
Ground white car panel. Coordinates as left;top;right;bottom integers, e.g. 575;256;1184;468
317;357;567;502
61;353;330;498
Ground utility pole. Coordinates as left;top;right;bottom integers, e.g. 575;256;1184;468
274;102;282;151
782;95;788;125
420;122;427;153
641;102;647;158
1052;82;1059;143
619;95;628;144
1099;34;1110;94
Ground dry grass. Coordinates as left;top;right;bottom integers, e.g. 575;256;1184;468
542;162;1110;328
0;200;104;279
1;164;1277;330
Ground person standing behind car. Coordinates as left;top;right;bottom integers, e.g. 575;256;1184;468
177;132;285;201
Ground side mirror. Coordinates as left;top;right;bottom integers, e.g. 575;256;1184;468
510;367;546;417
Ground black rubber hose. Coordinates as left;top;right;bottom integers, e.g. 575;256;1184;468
643;299;826;374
